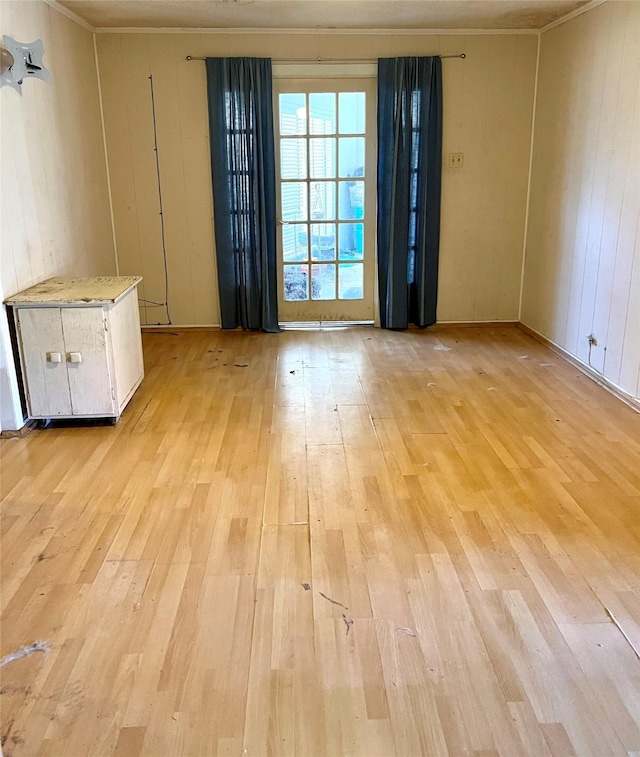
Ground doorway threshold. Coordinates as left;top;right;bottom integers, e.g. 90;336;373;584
279;321;375;331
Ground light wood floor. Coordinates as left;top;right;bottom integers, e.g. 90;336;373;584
1;325;639;757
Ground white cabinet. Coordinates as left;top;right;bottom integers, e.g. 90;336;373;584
6;277;144;422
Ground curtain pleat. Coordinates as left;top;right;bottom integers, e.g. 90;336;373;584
206;58;280;332
377;57;443;329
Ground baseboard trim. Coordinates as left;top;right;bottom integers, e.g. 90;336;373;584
432;320;519;329
143;320;517;333
141;325;222;333
517;323;640;414
279;321;374;330
0;419;37;439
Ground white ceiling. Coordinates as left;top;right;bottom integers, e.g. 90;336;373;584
55;0;595;31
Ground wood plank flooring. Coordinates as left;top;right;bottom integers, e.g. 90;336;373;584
1;325;639;756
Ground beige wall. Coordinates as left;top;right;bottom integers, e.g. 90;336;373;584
96;32;537;326
522;1;640;401
0;0;115;429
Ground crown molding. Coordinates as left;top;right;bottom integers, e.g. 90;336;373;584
93;26;540;36
43;0;95;32
539;0;608;33
38;1;608;38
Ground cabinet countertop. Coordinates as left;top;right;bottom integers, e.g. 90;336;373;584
4;276;143;307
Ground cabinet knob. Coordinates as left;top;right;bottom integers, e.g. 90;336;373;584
46;352;62;363
67;352;82;363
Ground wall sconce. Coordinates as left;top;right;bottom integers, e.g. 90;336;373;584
0;35;51;92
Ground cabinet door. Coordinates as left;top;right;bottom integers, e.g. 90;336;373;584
61;307;115;415
16;308;72;417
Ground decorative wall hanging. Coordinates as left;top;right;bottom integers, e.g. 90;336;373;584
0;36;51;91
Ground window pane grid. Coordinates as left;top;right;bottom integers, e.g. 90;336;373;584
282;260;364;301
279;90;366;304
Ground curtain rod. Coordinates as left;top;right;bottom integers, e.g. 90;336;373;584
185;54;465;62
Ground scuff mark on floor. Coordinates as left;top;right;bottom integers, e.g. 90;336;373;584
603;606;640;659
342;614;354;636
0;641;50;668
319;592;348;610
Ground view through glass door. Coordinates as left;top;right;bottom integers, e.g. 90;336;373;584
275;78;376;324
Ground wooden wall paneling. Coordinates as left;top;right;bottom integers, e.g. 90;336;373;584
575;4;625;367
1;0;115;429
450;34;490;322
438;34;478;323
7;1;47;287
71;25;117;277
96;35;146;305
121;35;167;326
605;3;640;391
158;35;218;326
522;1;640;402
21;7;51;281
97;34;166;325
0;119;27;298
16;4;114;283
97;33;220;326
533;14;585;345
546;18;586;348
48;9;88;275
592;1;639;378
436;35;461;321
550;14;582;347
4;72;42;291
501;35;538;321
560;9;610;358
476;36;511;321
97;32;537;327
173;34;209;141
148;35;195;326
172;36;219;326
619;229;640;395
438;34;536;323
603;123;640;387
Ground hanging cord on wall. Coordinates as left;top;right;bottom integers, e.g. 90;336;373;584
145;73;172;325
588;339;607;376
